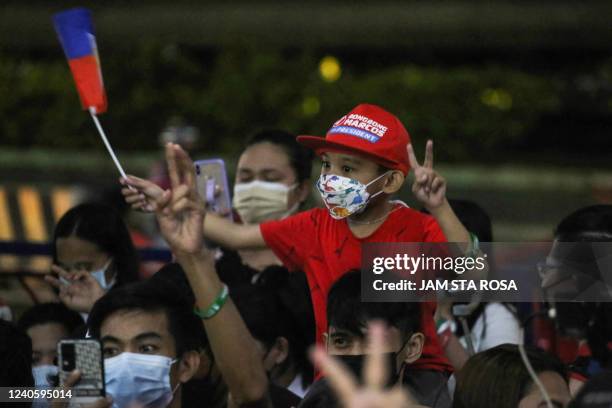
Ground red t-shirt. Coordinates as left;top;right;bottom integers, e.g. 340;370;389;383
260;202;453;373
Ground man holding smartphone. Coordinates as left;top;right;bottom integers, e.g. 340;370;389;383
52;280;203;408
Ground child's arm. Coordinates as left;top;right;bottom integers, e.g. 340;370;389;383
203;211;266;249
407;140;470;246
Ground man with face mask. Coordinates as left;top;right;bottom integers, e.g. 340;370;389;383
300;271;451;408
81;280;203;408
17;303;84;408
539;205;612;395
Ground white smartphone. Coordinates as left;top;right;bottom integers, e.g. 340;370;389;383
57;339;105;403
194;159;233;221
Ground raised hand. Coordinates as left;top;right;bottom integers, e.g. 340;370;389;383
45;265;106;313
407;140;447;210
154;143;205;255
120;175;165;213
311;322;424;408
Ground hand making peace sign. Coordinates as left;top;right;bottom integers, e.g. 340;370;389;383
407;140;447;210
153;143;206;255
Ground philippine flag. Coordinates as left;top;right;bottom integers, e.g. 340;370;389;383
53;8;107;114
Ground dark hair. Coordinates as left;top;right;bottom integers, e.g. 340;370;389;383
569;370;612;408
0;319;34;388
422;199;492;242
448;199;493;242
52;203;139;287
551;205;612;367
88;279;206;357
232;266;315;386
554;205;612;242
17;302;84;336
454;344;568;408
147;262;208;348
327;271;421;342
244;129;314;183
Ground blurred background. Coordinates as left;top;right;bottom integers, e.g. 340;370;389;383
0;0;611;310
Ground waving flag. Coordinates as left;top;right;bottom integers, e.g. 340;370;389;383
52;8;132;181
53;8;107;114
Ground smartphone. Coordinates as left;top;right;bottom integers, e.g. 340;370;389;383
194;159;233;220
57;339;105;403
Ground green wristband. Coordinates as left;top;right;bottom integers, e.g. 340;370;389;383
194;284;229;320
466;232;480;258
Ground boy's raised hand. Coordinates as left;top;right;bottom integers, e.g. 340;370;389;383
407;140;447;210
154;143;205;255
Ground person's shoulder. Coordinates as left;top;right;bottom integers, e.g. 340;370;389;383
390;201;433;222
284;207;330;227
283;207;327;220
484;303;518;319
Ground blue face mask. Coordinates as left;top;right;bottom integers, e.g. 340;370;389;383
58;258;115;290
32;365;59;408
33;364;58;388
104;352;179;408
91;258;115;291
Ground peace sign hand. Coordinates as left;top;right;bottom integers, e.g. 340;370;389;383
311;322;425;408
407;140;447;210
154;143;206;255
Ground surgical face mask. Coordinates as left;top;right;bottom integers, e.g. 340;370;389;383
316;172;390;220
33;364;58;388
58;258;114;290
233;180;299;224
104;352;179;408
91;258;115;291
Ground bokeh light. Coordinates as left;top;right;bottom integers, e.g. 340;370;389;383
319;56;341;83
302;96;321;117
481;88;513;111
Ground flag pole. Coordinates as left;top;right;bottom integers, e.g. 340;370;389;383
88;107;135;190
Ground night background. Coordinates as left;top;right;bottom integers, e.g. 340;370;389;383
0;1;611;306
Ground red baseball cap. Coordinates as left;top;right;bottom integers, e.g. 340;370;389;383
296;104;411;175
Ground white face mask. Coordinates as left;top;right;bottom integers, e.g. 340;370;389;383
233;180;300;224
104;352;179;408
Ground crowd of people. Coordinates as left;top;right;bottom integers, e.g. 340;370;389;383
1;103;611;408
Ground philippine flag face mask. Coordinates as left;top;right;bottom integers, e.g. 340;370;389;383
316;172;390;220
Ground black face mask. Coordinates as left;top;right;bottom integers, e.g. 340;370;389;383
334;353;400;386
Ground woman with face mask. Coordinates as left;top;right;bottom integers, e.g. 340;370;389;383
218;130;316;397
45;203;140;317
230;129;314;271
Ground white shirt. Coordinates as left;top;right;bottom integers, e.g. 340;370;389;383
459;303;522;352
